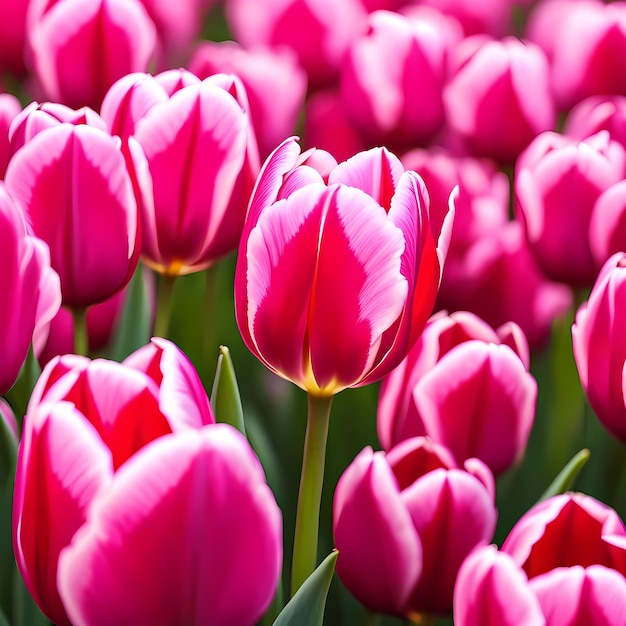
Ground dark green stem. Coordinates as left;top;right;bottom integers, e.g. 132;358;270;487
202;263;219;383
72;308;89;357
290;393;333;596
154;274;177;338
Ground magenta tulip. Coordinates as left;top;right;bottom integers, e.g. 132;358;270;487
564;95;626;150
445;36;555;163
132;75;259;276
333;437;497;616
0;93;21;179
339;10;448;150
379;310;536;475
501;493;626;579
13;341;221;624
0;182;60;394
27;0;156;110
235;138;454;396
5;123;140;309
515;131;626;287
189;41;307;158
572;252;626;442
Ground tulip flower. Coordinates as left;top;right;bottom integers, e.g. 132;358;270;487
572;252;626;442
0;94;21;179
27;0;157;110
378;310;536;476
564;95;626;150
333;437;497;617
444;36;555;163
4;123;140;319
225;0;368;88
454;544;626;626
515;131;626;287
236;137;454;593
339;10;449;150
0;182;60;394
189;41;307;159
13;341;242;625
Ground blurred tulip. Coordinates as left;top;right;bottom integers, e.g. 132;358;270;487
225;0;368;88
0;94;21;179
0;0;29;76
515;131;626;287
445;36;555;163
572;253;626;442
589;180;626;266
564;95;626;150
339;10;448;150
333;437;497;616
0;398;18;443
235;138;454;396
378;310;536;476
131;75;259;276
8;101;106;159
0;182;60;394
5;123;140;309
189;41;307;158
27;0;157;110
13;341;220;624
501;492;626;578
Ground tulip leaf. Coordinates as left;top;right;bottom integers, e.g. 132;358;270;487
109;264;152;361
273;550;338;626
0;606;8;626
537;448;590;504
210;346;246;436
5;345;41;427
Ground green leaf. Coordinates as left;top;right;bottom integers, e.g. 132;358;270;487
210;346;246;436
5;345;41;427
0;605;9;626
273;550;338;626
537;448;590;504
109;264;152;361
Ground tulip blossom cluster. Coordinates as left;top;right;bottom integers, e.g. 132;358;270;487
2;0;626;624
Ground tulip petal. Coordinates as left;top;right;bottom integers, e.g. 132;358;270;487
13;402;112;626
333;447;422;616
58;425;282;626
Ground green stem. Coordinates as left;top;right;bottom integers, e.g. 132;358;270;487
72;308;89;357
202;263;219;383
154;274;177;338
290;393;333;596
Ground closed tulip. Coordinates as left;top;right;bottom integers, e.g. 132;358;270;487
445;36;555;163
378;310;536;476
5;123;140;309
14;341;270;625
132;75;260;276
564;95;626;150
27;0;157;110
235;138;454;396
515;131;626;287
333;437;497;617
0;182;60;394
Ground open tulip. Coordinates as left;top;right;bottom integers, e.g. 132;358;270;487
235;138;454;397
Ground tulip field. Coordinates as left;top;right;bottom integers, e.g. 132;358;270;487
3;0;626;624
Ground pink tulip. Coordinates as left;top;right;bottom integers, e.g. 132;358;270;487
564;95;626;150
378;310;533;474
303;89;367;163
572;253;626;442
515;131;626;287
235;138;454;396
189;41;307;158
0;399;18;442
132;75;260;276
339;10;449;150
5;123;140;309
0;93;21;179
454;545;546;626
56;424;282;626
27;0;157;110
0;182;60;394
333;437;497;616
8;101;106;159
13;341;221;624
501;493;626;579
225;0;368;88
445;36;555;163
589;180;626;266
0;0;29;76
